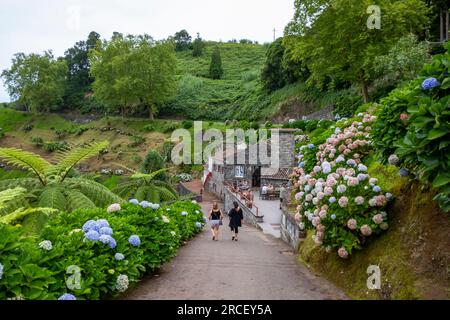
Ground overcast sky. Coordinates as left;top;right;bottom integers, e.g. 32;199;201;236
0;0;294;102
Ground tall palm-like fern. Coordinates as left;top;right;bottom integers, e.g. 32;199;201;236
114;165;178;203
0;142;124;211
0;187;56;224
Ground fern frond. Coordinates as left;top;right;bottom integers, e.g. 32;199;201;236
38;187;67;211
51;141;109;182
0;187;29;215
65;189;96;211
0;178;41;191
66;178;125;207
0;148;50;185
113;179;143;198
134;186;147;201
152;180;178;196
131;168;169;180
154;186;178;202
0;207;57;225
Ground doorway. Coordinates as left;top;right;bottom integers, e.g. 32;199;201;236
252;166;261;188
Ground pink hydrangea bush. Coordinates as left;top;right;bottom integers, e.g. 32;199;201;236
291;113;392;258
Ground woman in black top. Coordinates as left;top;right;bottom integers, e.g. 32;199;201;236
228;201;244;241
209;201;223;241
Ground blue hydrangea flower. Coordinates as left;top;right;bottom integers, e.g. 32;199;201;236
128;235;141;246
96;219;109;229
82;220;97;232
195;222;202;228
99;227;113;236
99;235;117;249
203;216;208;223
331;214;337;220
140;201;151;209
399;168;409;177
115;253;125;261
129;198;139;205
422;77;439;90
0;262;3;280
358;164;368;172
108;238;117;249
329;197;337;203
151;203;160;210
85;230;100;241
308;144;315;149
181;211;188;216
58;293;76;300
299;162;305;168
373;186;382;193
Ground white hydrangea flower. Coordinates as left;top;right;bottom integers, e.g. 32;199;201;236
39;240;52;251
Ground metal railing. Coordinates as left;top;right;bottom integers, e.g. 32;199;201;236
224;181;260;217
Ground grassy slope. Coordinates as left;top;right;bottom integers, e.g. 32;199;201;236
298;159;450;300
163;42;338;122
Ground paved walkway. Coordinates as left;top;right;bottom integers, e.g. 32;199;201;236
123;190;347;300
252;191;282;238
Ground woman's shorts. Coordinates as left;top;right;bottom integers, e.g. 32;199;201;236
211;220;221;227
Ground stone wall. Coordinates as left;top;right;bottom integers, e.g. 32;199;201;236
280;209;304;250
223;187;264;227
303;106;334;120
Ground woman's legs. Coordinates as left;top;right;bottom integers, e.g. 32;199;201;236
234;226;239;240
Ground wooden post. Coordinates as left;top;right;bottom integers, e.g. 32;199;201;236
440;8;444;42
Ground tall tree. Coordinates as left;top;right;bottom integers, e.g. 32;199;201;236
209;47;223;80
1;51;67;112
63;31;100;107
89;34;177;119
285;0;430;102
174;29;192;51
192;33;204;57
261;38;287;91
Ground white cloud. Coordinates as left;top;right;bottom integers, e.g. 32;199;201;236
0;0;294;102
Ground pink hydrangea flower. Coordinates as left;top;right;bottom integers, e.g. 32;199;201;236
360;224;372;236
347;177;359;187
355;196;365;205
338;247;349;259
294;213;302;222
372;214;383;224
324;186;333;195
338;196;349;207
347;219;357;230
305;194;313;202
317;224;325;232
400;113;409;121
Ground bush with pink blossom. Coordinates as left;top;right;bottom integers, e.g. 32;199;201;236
291;113;392;258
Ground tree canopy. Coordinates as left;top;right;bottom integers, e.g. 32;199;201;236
209;47;223;80
89;33;177;119
174;29;192;51
284;0;431;102
1;51;67;112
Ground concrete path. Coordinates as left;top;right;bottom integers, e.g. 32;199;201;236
252;191;282;238
122;192;347;300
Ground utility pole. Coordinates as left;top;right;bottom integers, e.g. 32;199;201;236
273;28;276;42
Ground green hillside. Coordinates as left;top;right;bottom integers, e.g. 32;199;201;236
162;41;340;122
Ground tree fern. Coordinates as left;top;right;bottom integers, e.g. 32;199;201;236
65;189;96;211
0;142;123;211
0;178;41;191
0;148;51;185
0;187;29;215
38;187;66;211
66;178;124;207
51;141;109;182
0;207;57;225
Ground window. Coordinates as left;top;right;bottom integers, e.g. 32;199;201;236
235;166;245;178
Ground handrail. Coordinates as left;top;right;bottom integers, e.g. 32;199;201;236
224;181;260;217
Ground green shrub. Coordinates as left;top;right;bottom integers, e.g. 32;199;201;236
31;136;44;147
143;123;155;132
43;141;69;152
371;85;412;162
333;90;363;118
0;201;205;300
181;120;193;129
129;136;145;148
0;223;56;300
163;122;179;133
22;124;34;132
